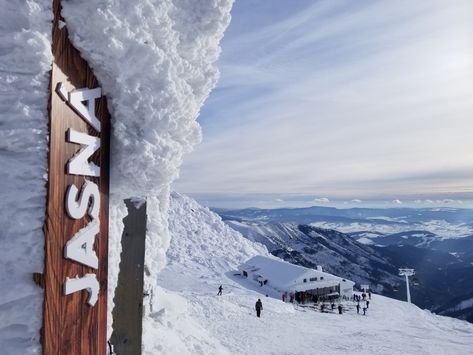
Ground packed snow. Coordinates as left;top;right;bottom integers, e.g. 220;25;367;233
154;194;473;354
0;1;52;354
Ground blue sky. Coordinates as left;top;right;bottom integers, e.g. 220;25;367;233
174;0;473;209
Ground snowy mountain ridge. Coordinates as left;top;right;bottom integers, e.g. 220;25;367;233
215;205;473;239
224;220;400;293
152;193;473;354
221;217;473;323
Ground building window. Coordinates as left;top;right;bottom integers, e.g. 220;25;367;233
320;277;324;280
303;278;307;283
310;277;317;282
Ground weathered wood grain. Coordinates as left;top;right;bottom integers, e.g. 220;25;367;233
42;1;110;354
110;199;147;355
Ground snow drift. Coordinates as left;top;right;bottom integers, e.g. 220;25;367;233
0;2;52;354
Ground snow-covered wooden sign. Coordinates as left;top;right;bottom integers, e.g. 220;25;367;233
42;1;110;354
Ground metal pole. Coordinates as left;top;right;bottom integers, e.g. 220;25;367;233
405;273;411;303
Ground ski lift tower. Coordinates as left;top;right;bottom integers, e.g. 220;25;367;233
399;268;415;303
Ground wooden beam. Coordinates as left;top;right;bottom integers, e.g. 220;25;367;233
42;1;111;354
110;199;147;355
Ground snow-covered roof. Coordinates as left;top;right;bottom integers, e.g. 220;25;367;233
240;255;354;290
241;256;313;284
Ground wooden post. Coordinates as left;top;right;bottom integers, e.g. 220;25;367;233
110;199;147;355
42;1;111;354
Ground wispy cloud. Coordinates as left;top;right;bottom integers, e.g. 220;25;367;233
176;0;473;204
311;197;330;204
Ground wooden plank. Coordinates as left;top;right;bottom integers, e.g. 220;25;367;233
110;199;147;355
42;1;110;354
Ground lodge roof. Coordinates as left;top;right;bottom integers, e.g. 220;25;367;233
240;255;352;288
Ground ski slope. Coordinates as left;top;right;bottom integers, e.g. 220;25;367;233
152;193;473;355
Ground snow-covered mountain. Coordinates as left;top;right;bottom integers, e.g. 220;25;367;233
350;230;438;247
153;194;473;354
225;220;400;294
214;206;473;239
221;218;473;323
214;205;473;322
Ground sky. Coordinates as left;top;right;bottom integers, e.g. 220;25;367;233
174;0;473;209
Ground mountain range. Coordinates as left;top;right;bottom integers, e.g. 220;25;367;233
214;205;473;323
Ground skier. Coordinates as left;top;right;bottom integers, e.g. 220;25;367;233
356;303;360;314
255;299;263;318
366;300;370;309
338;304;343;314
368;291;372;300
363;307;367;315
217;285;223;296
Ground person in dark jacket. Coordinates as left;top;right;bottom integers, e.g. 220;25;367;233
338;304;343;314
366;300;370;308
255;299;263;317
356;303;360;314
217;285;223;296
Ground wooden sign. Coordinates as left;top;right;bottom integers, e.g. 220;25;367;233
42;1;110;354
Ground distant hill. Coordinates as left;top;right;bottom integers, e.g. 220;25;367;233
214;205;473;226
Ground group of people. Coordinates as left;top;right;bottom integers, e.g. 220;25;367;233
217;284;372;318
320;302;344;314
354;290;372;315
353;291;371;302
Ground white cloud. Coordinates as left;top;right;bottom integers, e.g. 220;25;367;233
351;199;362;203
176;0;473;200
392;199;403;205
437;199;463;205
311;197;330;204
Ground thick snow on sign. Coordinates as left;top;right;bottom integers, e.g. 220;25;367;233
0;0;232;353
0;1;52;354
61;0;233;341
61;0;232;200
